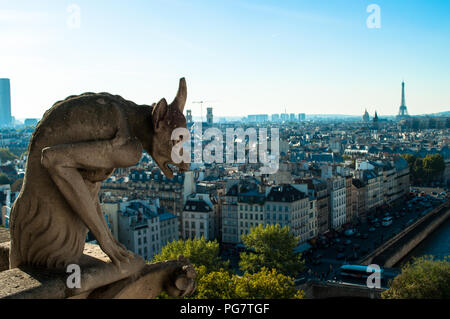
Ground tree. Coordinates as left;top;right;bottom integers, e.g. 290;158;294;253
382;256;450;299
403;153;445;185
152;237;228;273
423;154;445;181
239;224;305;277
194;266;236;299
0;173;10;185
194;267;304;299
402;154;417;167
0;148;18;162
234;267;304;299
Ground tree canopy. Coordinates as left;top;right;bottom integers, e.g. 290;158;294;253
402;153;445;185
195;267;304;299
0;173;10;185
0;148;17;162
152;237;228;273
152;236;305;299
239;224;305;277
382;255;450;299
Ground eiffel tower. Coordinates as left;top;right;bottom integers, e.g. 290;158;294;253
397;81;409;120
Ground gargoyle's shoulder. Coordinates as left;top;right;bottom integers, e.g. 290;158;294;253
54;92;138;107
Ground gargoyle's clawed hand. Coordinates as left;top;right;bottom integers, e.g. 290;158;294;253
165;255;197;298
99;233;133;268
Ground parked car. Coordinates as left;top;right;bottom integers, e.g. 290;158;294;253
337;253;346;260
369;227;376;232
344;239;352;246
382;216;393;227
344;229;355;237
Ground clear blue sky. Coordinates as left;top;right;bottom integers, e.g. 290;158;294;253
0;0;449;119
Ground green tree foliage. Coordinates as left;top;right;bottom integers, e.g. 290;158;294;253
152;237;228;273
234;268;304;299
0;173;10;185
402;153;445;184
403;154;416;167
239;224;305;277
194;266;236;299
0;148;18;162
423;154;445;180
194;267;304;299
382;256;450;299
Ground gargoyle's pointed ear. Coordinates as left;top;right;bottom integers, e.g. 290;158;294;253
170;77;187;113
153;98;168;132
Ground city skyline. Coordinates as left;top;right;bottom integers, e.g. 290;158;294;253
0;0;449;119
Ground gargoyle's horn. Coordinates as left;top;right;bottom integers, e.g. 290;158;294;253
171;77;187;113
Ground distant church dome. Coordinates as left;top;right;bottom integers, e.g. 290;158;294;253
363;109;370;122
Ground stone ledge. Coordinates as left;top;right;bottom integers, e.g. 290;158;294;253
0;242;146;299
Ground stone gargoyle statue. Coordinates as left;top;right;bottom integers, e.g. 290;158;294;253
6;78;195;298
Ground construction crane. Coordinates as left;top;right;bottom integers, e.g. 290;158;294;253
192;100;217;122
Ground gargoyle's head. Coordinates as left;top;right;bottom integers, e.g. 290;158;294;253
151;78;190;179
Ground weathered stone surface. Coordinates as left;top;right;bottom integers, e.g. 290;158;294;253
0;243;145;299
0;79;196;299
9;78;188;270
0;242;9;272
0;228;9;244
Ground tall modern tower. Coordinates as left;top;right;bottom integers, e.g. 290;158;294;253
186;109;193;123
397;81;409;120
0;79;12;127
206;107;213;125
